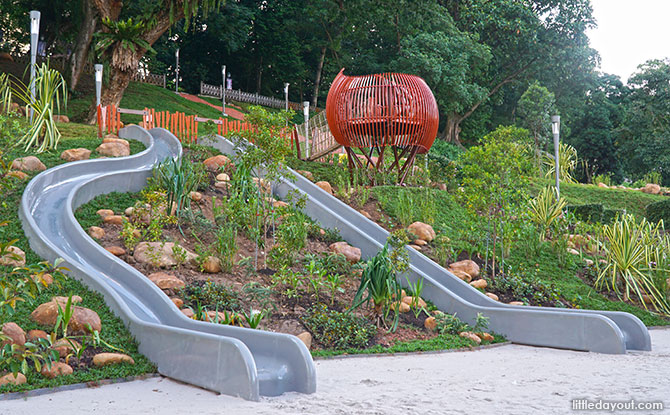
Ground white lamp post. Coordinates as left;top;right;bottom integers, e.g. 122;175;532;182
303;101;310;159
221;65;227;117
551;115;561;199
94;64;103;107
29;10;41;121
284;83;289;112
175;48;180;92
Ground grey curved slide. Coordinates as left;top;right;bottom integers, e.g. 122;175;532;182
19;125;316;401
203;135;651;355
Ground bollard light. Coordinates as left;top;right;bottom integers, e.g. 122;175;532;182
284;83;290;112
175;48;180;92
29;10;41;121
303;101;310;159
94;64;103;107
551;115;561;199
221;65;227;117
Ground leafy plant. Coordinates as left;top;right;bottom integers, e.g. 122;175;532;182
644;171;662;186
241;308;268;329
595;214;670;314
152;157;204;218
214;226;237;272
55;296;75;338
10;63;68;152
529;186;567;239
1;337;58;376
351;245;401;330
178;281;240;311
0;72;11;113
543;143;578;183
303;304;377;350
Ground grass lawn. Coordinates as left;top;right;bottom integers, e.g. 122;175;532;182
529;178;665;219
0;121;156;394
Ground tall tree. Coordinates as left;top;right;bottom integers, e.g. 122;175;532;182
517;81;556;154
87;0;222;120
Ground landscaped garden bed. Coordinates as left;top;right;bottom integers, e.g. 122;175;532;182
0;114;155;394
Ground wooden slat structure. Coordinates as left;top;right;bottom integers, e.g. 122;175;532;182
325;69;439;184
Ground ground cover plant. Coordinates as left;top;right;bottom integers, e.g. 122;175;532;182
0;113;155;394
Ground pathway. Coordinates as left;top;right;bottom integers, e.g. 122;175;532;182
177;92;246;120
3;328;670;414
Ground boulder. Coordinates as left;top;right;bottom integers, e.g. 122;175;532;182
88;226;105;239
407;222;436;242
641;183;662;195
315;181;333;194
147;272;185;290
27;329;48;342
203;155;231;172
32;273;53;286
105;246;126;256
41;362;73;379
102;137;130;151
597;182;609;188
297;170;314;181
359;210;372;220
30;298;101;334
485;292;499;301
96;209;114;218
413;239;428;246
478;332;495;342
0;373;26;386
201;256;222;273
508;301;524;306
11;156;46;172
459;331;482;344
215;173;230;182
96;142;130;157
584;258;594;267
214;181;230;190
424;316;437;331
103;215;124;225
273;200;288;208
567;248;580;255
450;269;472;283
469;279;488;289
92;352;135;366
409;244;422;251
134;242;197;268
252;177;271;194
6;170;28;180
60;148;91;162
391;301;411;313
1;322;26;346
329;241;361;263
171;298;184;308
448;260;480;279
53;114;70;123
181;308;195;318
0;245;26;267
52;338;81;357
190;191;202;202
297;332;312;349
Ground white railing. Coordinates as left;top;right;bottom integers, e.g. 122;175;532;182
200;81;303;111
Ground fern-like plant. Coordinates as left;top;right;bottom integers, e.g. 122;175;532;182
96;18;156;71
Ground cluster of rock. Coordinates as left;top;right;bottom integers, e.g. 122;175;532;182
422;311;495;345
0;296;135;384
597;181;669;196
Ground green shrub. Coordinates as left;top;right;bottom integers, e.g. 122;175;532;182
601;209;624;224
178;281;240;310
567;204;604;223
646;199;670;224
303;305;377;349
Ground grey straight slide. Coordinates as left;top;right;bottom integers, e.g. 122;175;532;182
19;126;316;401
203;135;652;355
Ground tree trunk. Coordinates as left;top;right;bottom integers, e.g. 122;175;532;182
68;0;98;92
440;114;463;146
312;45;327;109
256;56;263;94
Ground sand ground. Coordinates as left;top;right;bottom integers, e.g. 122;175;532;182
3;328;669;415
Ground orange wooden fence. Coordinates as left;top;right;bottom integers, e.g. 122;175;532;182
97;105;255;144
